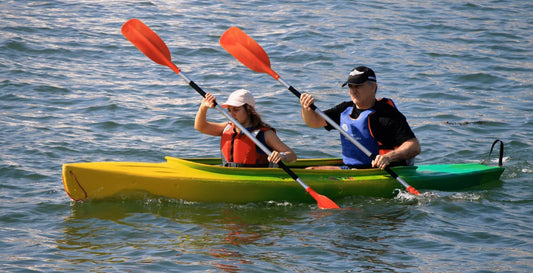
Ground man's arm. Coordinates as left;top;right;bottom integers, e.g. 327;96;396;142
372;138;421;169
300;93;327;128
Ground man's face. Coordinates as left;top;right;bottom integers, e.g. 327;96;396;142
349;81;376;107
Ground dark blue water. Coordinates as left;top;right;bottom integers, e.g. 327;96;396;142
1;0;532;272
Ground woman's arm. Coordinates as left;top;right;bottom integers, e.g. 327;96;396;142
194;93;226;136
263;129;297;163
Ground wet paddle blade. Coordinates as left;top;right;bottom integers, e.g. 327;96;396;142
406;186;420;195
220;27;279;79
306;188;340;209
121;19;177;71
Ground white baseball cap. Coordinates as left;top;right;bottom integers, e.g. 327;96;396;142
222;89;255;108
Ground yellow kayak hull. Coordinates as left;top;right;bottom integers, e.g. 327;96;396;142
62;157;504;203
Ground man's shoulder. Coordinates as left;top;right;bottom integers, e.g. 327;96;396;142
331;101;354;112
375;98;396;108
373;98;403;116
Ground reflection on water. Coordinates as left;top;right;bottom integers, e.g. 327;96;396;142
59;200;288;271
2;0;531;271
57;197;432;271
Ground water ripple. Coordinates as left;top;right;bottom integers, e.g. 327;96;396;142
1;0;532;272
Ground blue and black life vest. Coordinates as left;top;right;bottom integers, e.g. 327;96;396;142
339;98;404;168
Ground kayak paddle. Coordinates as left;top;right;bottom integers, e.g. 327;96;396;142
121;19;340;209
220;26;420;195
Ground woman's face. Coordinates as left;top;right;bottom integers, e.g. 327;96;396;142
227;105;251;126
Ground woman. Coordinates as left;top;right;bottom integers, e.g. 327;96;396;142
195;89;297;167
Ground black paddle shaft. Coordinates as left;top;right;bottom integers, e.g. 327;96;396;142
288;86;317;111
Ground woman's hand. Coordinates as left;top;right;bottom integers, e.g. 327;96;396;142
202;93;216;108
268;151;287;164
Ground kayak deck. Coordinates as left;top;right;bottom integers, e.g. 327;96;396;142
62;157;504;203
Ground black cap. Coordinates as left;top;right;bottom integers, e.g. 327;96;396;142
341;66;377;87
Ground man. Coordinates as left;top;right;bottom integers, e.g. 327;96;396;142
300;66;420;169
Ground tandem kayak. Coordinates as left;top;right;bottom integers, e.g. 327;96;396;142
62;156;504;203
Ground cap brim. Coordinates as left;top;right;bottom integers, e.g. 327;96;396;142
222;102;246;108
342;81;364;87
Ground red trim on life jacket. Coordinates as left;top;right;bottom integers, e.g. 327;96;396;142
369;98;399;155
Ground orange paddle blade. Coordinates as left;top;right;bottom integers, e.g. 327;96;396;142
306;188;340;209
121;19;178;73
406;186;420;195
220;27;279;79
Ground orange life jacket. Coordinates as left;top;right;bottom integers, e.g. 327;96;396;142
220;123;272;167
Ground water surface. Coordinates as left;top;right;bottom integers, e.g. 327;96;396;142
1;0;532;272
